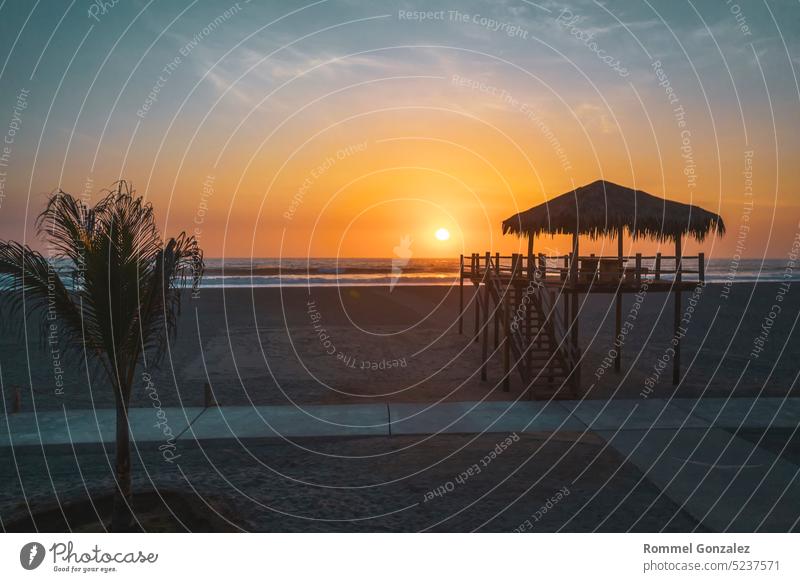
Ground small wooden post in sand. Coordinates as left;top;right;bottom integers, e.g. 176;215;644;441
204;382;217;408
673;236;683;385
12;385;21;414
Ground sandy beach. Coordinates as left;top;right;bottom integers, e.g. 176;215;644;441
2;282;798;412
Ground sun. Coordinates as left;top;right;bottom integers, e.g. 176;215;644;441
435;227;450;241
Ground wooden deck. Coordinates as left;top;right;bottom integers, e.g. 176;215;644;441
461;251;705;292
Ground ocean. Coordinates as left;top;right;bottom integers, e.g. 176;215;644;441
1;257;794;290
200;257;798;287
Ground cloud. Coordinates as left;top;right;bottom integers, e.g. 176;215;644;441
573;102;616;134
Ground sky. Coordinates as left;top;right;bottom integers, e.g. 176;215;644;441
0;0;798;259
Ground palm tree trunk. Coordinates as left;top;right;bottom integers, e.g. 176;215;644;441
111;396;133;531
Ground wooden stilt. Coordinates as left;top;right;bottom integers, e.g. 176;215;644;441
570;232;579;285
635;253;642;287
472;254;480;342
458;254;464;334
473;282;480;343
698;252;705;284
503;283;511;392
493;252;500;349
527;235;534;279
571;232;581;393
615;225;622;371
548;290;555;391
526;236;534;378
570;289;581;394
481;252;490;381
571;232;579;347
572;290;579;348
673;236;683;385
525;285;532;379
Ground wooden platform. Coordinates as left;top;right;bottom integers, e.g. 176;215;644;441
466;273;700;293
459;251;703;398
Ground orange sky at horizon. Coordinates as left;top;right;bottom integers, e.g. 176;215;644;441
106;103;796;261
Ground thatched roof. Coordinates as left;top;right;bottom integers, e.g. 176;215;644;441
502;180;725;241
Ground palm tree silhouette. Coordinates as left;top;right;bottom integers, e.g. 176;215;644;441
0;181;203;531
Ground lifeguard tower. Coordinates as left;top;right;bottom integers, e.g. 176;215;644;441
459;180;725;399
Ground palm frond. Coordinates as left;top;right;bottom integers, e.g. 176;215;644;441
0;241;101;357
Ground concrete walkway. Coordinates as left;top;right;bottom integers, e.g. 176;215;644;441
3;397;799;446
2;397;799;531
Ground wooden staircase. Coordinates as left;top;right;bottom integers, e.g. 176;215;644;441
478;258;579;399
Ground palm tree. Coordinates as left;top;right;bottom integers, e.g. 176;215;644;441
0;181;203;531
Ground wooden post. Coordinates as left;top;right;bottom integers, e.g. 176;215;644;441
473;255;480;342
481;252;490;380
615;225;623;372
572;284;579;348
527;235;534;280
571;232;579;345
503;282;511;392
655;252;662;280
538;253;546;281
204;382;217;408
570;232;579;285
571;290;581;392
673;237;683;385
548;290;555;390
12;385;21;414
635;253;642;287
524;242;533;377
494;252;500;348
474;281;480;342
570;233;581;391
458;254;464;334
699;252;705;284
525;289;532;380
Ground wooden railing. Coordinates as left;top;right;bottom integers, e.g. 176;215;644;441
462;251;705;286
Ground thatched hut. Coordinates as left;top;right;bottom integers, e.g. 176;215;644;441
499;179;724;386
501;179;725;243
461;180;725;395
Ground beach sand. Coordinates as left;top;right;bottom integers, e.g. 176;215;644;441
1;282;798;411
0;433;709;532
3;283;800;532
